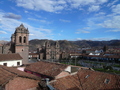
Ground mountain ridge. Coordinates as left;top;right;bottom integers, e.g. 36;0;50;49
29;39;120;51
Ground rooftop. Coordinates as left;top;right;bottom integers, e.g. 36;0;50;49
0;65;40;86
0;53;23;61
50;69;120;90
25;61;69;78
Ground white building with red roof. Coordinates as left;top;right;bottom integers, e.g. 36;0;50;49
0;53;23;67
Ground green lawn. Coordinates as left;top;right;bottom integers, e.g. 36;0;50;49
113;64;120;67
94;68;120;74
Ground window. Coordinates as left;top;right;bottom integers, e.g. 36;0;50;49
24;37;26;43
56;45;58;47
3;63;7;66
17;62;20;66
48;45;50;47
19;36;22;43
104;79;110;84
85;75;90;78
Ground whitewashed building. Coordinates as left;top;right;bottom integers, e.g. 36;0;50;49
0;53;23;67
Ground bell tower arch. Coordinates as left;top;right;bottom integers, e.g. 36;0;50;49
45;41;51;60
55;41;60;60
12;24;29;64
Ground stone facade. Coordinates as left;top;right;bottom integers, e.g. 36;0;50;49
37;41;60;60
0;24;29;64
11;24;29;64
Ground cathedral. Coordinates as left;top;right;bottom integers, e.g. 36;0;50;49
0;24;61;63
37;41;60;60
0;24;29;64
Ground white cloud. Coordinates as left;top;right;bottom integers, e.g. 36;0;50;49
0;11;54;40
28;18;51;24
73;37;114;41
61;30;63;32
39;28;52;33
95;12;106;16
15;0;67;12
88;5;100;12
107;0;118;7
75;38;82;40
24;10;29;13
101;15;120;28
88;37;115;41
3;13;21;20
98;0;108;3
106;29;120;32
59;19;71;23
14;0;108;12
28;18;38;21
0;31;7;34
76;29;90;34
112;4;120;14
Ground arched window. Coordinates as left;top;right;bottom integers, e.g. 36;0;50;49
56;45;58;47
48;45;50;47
24;37;26;43
19;36;22;43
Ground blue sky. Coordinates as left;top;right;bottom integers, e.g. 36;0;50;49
0;0;120;41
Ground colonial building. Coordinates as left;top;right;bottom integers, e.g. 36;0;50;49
0;24;29;64
10;24;29;64
36;41;60;60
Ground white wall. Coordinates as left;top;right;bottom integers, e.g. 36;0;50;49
0;60;22;67
65;66;71;73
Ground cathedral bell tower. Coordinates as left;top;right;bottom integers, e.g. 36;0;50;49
45;41;51;60
55;41;60;60
11;24;29;64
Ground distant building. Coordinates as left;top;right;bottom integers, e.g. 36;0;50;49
36;41;60;60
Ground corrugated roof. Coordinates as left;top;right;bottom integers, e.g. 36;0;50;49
25;61;69;78
50;69;120;90
0;53;23;61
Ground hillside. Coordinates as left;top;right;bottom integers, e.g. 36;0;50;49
29;39;79;51
29;39;120;51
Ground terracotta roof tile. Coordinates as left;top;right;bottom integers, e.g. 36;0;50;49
0;53;23;61
0;65;40;86
25;61;68;78
50;69;120;90
5;77;39;90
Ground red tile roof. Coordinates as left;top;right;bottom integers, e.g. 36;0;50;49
5;77;39;90
25;61;69;78
0;53;23;61
50;69;120;90
0;65;40;86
